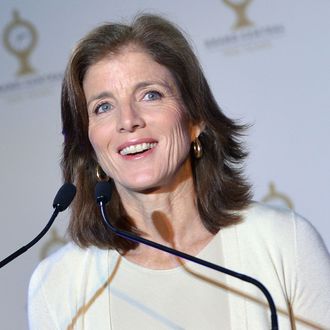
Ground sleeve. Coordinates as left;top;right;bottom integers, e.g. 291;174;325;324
28;262;60;330
291;213;330;329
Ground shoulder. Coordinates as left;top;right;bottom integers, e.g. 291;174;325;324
232;202;324;253
243;201;295;225
28;242;115;323
233;202;329;258
29;242;110;294
29;243;86;290
240;201;304;237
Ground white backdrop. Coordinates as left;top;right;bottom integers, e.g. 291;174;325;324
1;1;329;329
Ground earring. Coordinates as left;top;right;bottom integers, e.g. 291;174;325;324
192;137;203;159
96;164;109;182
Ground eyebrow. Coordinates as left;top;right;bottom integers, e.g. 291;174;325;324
134;80;173;92
86;80;175;108
86;91;114;108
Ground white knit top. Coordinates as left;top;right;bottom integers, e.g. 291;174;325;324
28;203;330;329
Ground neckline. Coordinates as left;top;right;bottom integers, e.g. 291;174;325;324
112;229;223;274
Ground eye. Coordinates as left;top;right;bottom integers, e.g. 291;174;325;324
142;90;162;101
95;102;113;114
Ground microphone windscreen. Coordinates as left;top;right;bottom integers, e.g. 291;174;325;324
53;183;76;211
95;181;112;204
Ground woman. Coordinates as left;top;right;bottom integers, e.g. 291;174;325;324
28;14;330;329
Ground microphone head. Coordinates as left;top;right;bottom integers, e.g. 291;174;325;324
53;183;76;211
95;181;112;204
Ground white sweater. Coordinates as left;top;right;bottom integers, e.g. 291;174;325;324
28;203;330;329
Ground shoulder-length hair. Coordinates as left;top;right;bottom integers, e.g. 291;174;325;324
61;14;251;251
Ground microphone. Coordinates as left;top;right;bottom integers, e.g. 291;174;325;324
0;183;76;269
95;181;278;330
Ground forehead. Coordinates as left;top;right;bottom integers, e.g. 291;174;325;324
83;46;177;91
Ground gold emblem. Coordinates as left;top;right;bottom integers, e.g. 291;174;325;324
222;0;254;30
3;10;38;76
261;182;294;210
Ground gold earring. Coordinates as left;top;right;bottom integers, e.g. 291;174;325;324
96;164;109;182
192;137;203;159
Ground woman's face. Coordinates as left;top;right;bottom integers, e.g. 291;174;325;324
83;47;201;193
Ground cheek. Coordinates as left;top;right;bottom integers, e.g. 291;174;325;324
165;114;192;158
88;121;111;155
88;125;100;151
170;112;192;144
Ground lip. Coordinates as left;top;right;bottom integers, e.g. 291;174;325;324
117;138;158;153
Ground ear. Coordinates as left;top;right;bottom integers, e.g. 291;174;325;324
190;121;205;140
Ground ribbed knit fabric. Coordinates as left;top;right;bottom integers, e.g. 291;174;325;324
28;203;330;329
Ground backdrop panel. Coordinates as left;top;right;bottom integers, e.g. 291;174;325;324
0;1;329;328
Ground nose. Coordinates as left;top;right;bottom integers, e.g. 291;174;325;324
116;103;146;133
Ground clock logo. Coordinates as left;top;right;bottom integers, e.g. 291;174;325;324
3;10;38;76
262;182;294;210
222;0;254;30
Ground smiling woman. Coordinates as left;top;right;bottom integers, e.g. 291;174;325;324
28;14;330;330
59;14;251;253
85;49;198;193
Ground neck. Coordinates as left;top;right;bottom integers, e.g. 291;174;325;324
115;167;214;268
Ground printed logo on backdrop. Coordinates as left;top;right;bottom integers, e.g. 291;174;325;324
261;182;294;210
223;0;254;30
1;10;63;102
205;0;286;55
3;10;37;76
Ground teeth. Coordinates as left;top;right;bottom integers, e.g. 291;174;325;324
120;142;157;155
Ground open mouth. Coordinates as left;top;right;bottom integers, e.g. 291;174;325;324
119;142;157;156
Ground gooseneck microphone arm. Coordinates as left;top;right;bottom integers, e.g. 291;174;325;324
95;182;278;330
0;183;76;269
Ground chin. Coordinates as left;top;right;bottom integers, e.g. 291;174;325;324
119;174;163;193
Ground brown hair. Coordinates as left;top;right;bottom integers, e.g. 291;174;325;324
61;14;251;251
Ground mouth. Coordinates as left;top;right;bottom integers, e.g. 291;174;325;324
119;142;157;156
